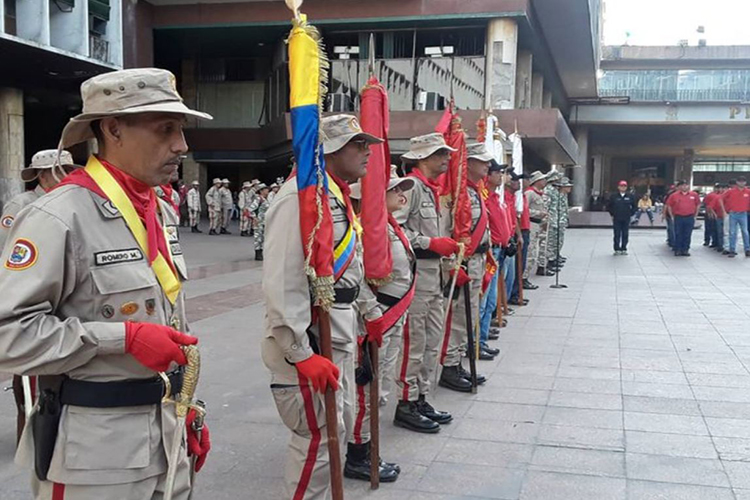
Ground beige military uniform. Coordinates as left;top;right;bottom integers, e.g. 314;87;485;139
238;187;256;233
393;176;448;402
261;179;380;500
0;182;193;500
524;187;547;279
0;185;46;251
219;186;233;230
351;222;415;443
204;186;222;231
444;185;489;367
187;186;201;227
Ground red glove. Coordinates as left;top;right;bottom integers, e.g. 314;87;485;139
364;321;384;348
186;409;211;473
296;354;340;393
428;237;460;257
124;322;198;372
451;268;471;287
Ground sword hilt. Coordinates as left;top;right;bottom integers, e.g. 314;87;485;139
177;345;201;418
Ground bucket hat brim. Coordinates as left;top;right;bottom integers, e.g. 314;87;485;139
323;132;384;155
60;101;213;149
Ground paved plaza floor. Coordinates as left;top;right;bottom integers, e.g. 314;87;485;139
3;225;750;499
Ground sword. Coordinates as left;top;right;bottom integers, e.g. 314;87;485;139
163;345;203;500
187;399;206;500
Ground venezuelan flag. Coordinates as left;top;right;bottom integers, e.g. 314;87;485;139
288;15;335;307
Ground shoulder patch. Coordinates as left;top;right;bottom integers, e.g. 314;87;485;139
1;215;14;229
94;248;144;266
5;239;38;270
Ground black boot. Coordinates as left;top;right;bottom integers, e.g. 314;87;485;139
240;230;247;237
209;229;217;235
194;226;203;234
344;442;399;483
255;250;264;261
191;226;198;233
394;401;440;433
416;395;452;424
220;227;231;235
522;279;538;290
481;342;500;356
536;268;555;276
458;363;486;385
439;365;473;392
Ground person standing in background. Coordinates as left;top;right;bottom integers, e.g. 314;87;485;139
607;180;637;255
666;180;701;257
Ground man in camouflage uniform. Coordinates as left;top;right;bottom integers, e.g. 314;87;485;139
524;171;550;280
249;183;270;261
543;170;563;271
554;177;573;263
205;178;222;235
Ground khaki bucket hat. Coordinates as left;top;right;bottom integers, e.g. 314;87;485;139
466;143;494;162
321;114;383;154
222;178;230;184
402;133;456;161
212;178;222;184
242;181;252;188
350;165;415;200
191;180;200;186
60;68;213;148
529;171;548;185
22;149;79;182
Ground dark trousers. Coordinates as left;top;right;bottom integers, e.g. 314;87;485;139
511;229;531;299
613;219;630;251
666;217;675;248
715;217;724;250
704;217;716;245
674;215;695;253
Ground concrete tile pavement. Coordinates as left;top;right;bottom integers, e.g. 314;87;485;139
3;227;750;498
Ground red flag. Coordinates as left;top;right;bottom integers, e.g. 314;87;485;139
359;76;392;284
435;104;472;244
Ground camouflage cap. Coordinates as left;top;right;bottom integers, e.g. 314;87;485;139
60;68;213;149
321;114;383;154
546;170;564;183
22;149;79;182
401;133;457;161
466;143;494;162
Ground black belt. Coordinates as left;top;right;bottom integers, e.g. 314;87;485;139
530;217;543;224
377;292;401;307
474;242;489;255
59;370;183;408
334;286;359;304
413;248;441;259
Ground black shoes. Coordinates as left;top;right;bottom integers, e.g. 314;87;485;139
508;297;529;306
191;226;202;233
240;230;248;237
438;366;473;393
522;280;538;290
209;229;217;235
536;268;555;277
416;395;452;424
394;401;440;433
458;364;486;385
481;342;500;356
220;228;231;235
255;250;264;261
479;349;495;361
344;442;399;483
729;252;737;258
488;328;500;341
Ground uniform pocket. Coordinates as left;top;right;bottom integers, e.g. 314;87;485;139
271;385;314;436
418;207;437;219
89;263;162;322
64;405;153;470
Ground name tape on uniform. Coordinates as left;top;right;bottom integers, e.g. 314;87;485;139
94;248;144;266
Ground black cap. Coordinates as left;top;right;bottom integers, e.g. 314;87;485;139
676;179;687;186
489;160;508;173
510;171;529;181
715;182;721;188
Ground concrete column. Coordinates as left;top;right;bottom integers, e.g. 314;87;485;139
530;73;544;109
542;89;552;108
514;50;533;110
0;88;25;207
50;0;89;56
483;18;518;110
182;153;200;185
572;127;589;209
592;154;604;196
16;0;50;44
682;148;694;185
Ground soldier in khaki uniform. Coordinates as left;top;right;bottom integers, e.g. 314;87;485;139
261;114;396;499
204;178;222;235
439;143;491;393
1;149;80;443
219;179;233;234
346;167;416;482
0;150;79;250
0;68;211;500
393;133;458;434
524;171;549;280
186;180;202;233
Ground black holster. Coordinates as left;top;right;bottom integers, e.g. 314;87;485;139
31;375;64;481
355;341;373;386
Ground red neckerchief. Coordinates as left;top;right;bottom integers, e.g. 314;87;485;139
466;179;489;254
57;158;174;271
408;168;442;207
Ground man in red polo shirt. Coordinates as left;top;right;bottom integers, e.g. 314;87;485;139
719;176;750;257
666;180;701;256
